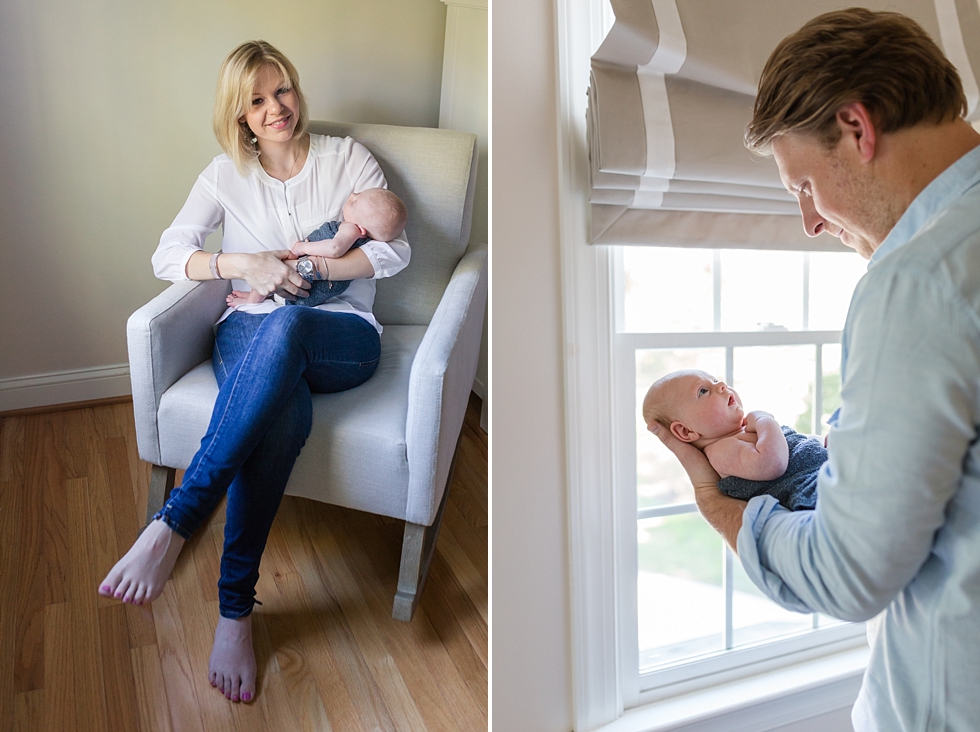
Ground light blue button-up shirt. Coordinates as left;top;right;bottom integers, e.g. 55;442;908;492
738;145;980;732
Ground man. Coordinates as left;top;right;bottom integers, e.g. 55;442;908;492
652;9;980;731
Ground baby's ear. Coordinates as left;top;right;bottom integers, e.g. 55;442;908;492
670;421;699;443
354;223;369;238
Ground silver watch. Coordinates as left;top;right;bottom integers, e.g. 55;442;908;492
296;256;316;281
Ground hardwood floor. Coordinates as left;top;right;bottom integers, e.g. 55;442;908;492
0;394;488;732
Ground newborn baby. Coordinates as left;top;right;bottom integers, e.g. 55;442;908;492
643;369;826;511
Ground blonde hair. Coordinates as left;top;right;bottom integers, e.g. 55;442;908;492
357;188;408;241
213;40;310;176
746;9;966;154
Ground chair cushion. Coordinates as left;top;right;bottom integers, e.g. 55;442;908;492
157;325;427;521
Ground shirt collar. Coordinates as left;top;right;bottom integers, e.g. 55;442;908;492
870;144;980;267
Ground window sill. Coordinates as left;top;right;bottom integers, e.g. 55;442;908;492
595;645;869;732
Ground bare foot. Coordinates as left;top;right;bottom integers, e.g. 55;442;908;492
98;519;186;605
227;290;266;308
209;615;257;703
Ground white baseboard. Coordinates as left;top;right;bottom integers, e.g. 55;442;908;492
0;363;131;412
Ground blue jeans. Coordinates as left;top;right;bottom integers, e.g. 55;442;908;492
155;306;381;618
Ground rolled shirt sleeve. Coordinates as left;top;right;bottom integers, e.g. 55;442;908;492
358;231;411;280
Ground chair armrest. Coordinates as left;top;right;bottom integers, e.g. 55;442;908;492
127;279;231;465
404;241;488;525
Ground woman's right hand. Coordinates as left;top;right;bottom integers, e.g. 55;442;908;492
235;250;310;299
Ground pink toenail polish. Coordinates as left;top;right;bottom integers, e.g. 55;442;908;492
101;585;111;593
243;693;251;702
233;696;239;702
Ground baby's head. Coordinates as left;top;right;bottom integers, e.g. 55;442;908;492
642;369;745;444
343;188;408;242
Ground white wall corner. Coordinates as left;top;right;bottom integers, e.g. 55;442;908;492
439;0;489;422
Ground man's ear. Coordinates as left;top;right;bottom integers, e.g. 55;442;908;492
835;102;877;163
670;421;699;443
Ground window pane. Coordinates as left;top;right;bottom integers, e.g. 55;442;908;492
732;345;814;432
817;613;847;628
808;252;868;330
820;344;842;436
636;348;726;508
720;250;803;331
623;247;714;332
638;513;724;670
732;552;812;648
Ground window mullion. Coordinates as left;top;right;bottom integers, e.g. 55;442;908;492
713;250;722;331
814;343;823;435
803;251;810;330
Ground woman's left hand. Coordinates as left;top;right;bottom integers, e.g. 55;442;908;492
235;250;310;299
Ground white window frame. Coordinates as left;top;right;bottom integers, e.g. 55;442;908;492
555;0;868;729
611;248;866;705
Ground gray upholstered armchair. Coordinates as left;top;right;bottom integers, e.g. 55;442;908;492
127;121;485;621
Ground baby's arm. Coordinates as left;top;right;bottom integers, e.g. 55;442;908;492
291;222;363;259
704;411;789;481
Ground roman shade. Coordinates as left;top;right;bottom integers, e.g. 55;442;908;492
587;0;980;247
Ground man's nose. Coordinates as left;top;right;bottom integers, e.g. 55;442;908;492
799;195;826;237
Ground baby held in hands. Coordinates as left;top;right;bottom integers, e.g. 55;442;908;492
643;369;826;511
227;187;407;308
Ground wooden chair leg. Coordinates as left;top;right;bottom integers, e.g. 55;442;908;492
392;435;461;621
146;464;176;528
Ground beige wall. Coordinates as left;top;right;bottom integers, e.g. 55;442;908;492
492;0;574;729
0;0;448;408
437;0;489;412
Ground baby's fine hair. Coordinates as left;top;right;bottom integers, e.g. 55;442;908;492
643;371;692;429
360;188;408;242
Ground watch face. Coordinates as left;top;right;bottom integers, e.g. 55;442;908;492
297;258;314;280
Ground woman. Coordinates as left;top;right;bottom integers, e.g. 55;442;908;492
98;40;410;704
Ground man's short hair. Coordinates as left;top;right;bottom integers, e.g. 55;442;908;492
745;8;967;154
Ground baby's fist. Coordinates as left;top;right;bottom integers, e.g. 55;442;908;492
290;240;309;257
745;410;774;430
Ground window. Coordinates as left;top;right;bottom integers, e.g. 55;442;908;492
556;0;870;725
612;247;869;700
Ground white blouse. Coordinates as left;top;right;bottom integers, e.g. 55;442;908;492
152;134;411;332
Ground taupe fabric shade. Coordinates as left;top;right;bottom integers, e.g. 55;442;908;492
587;0;980;247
